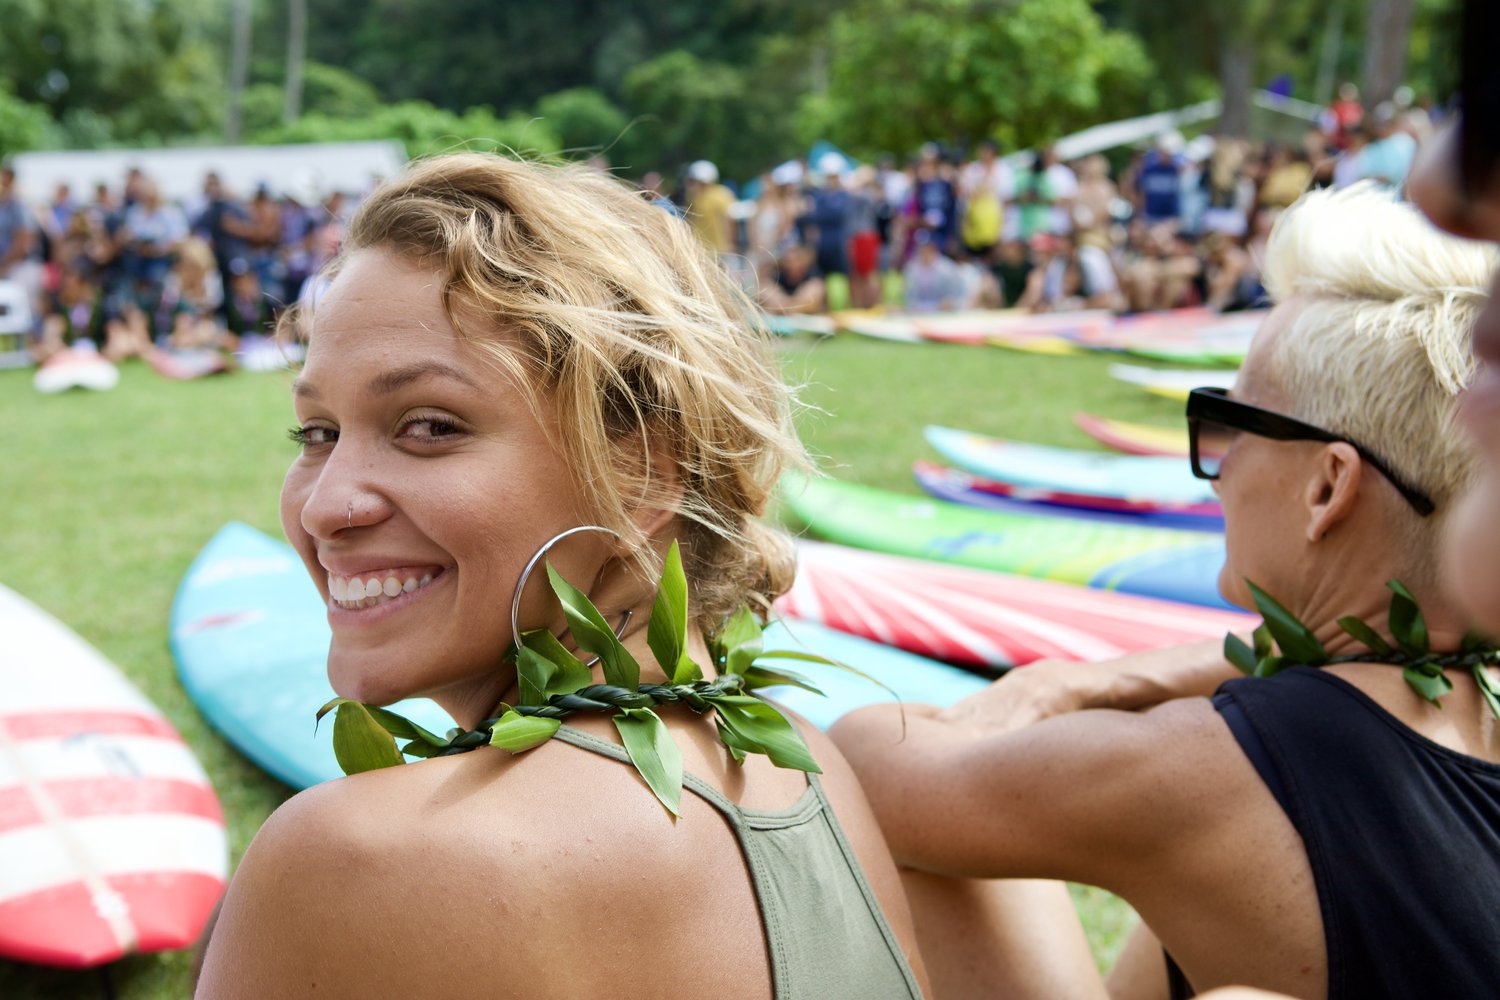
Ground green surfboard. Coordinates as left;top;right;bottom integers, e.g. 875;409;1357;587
781;476;1230;608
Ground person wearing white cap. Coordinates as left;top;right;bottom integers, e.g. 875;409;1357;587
684;159;736;256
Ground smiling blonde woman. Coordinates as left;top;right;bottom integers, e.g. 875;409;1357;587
194;154;929;999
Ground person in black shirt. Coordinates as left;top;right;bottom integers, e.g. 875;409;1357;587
832;183;1500;1000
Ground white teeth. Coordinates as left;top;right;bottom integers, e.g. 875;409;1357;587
327;569;439;609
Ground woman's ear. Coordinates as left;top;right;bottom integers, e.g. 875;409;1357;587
622;424;685;541
1306;441;1363;542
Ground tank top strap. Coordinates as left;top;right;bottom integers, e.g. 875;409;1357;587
550;723;924;999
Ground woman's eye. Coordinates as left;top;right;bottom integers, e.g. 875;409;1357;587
288;425;336;448
398;417;464;443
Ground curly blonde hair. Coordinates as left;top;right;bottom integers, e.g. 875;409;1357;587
293;152;804;630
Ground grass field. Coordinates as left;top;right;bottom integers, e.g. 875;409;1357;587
0;336;1195;998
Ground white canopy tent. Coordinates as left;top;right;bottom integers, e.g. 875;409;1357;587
1046;90;1325;162
10;140;408;204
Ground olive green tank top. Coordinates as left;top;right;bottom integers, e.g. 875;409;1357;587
553;725;924;1000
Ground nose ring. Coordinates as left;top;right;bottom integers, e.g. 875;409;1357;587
346;501;353;530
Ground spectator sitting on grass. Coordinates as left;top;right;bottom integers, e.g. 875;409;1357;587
757;243;825;315
156;237;229;351
988;238;1034;308
902;230;964;312
1019;232;1124;313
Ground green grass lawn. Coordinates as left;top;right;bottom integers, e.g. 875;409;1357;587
0;338;1194;997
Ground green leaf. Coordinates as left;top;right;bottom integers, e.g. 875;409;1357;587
519;629;594;698
613;708;684;817
719;606;764;677
1246;581;1328;664
752;648;896;699
711;696;821;773
1403;664;1452;706
487;709;562;752
1473;665;1500;721
1224;632;1257;675
1387;580;1430;657
647;541;700;684
546;562;641;689
362;706;448;747
1252;623;1273;660
1253;654;1290;679
398;739;446;759
329;700;406;774
516;644;556;707
715;719;749;763
743;664;826;695
1336;617;1395;657
1462;629;1494;654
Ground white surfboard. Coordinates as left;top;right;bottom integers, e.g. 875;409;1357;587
0;584;228;968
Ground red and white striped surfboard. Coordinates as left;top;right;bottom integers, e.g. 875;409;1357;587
774;541;1255;669
0;584;227;968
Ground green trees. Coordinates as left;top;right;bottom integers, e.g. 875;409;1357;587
819;0;1152;157
0;0;1463;176
0;0;226;147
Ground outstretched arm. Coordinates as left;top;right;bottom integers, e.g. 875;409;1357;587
828;698;1229;889
941;637;1241;733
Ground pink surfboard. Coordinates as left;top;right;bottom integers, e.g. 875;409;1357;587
0;584;227;968
774;541;1254;669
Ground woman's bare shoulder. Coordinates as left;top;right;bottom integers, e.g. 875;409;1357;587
196;747;679;998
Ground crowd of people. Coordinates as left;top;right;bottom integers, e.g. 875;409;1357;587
0;80;1438;369
0;165;350;363
656;84;1437;318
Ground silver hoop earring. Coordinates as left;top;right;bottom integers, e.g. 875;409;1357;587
510;525;632;662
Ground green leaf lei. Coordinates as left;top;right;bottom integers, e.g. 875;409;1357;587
1224;579;1500;720
317;541;855;816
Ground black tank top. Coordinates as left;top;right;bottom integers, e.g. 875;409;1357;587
1168;667;1500;999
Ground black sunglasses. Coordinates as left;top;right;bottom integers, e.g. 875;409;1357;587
1185;387;1435;517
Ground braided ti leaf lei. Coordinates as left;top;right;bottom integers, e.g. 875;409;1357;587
1224;579;1500;720
318;542;848;816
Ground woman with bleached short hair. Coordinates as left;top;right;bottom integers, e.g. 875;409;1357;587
196;153;930;999
833;184;1500;1000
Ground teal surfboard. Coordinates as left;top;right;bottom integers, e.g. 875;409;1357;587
170;523;457;789
781;476;1230;609
925;425;1218;505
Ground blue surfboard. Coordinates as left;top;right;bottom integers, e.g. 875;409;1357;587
926;425;1218;506
172;524;988;788
913;461;1225;533
170;522;457;789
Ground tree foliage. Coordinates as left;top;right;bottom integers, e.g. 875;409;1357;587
250;100;560;160
534;88;630;158
0;0;226;145
820;0;1153;158
0;85;58;157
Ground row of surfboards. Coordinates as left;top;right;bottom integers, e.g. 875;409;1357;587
767;306;1262;365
